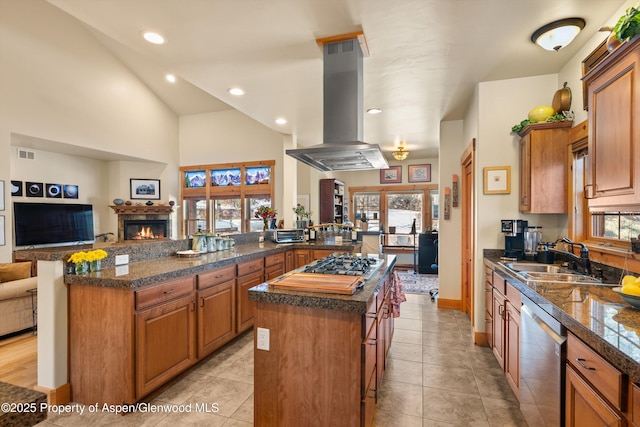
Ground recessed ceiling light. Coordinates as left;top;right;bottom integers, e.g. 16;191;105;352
165;74;176;83
142;31;166;45
228;87;245;96
367;108;382;114
275;118;287;125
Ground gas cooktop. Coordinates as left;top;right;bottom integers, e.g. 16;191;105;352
302;255;383;278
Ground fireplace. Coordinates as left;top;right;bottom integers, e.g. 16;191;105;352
111;205;174;241
124;220;167;240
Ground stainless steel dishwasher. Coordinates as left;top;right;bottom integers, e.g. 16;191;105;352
520;294;567;426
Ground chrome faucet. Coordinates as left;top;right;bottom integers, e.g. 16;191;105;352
552;237;591;276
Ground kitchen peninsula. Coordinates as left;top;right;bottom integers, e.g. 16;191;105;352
249;254;397;426
14;235;361;406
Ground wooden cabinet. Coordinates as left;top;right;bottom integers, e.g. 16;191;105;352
312;249;336;260
632;383;640;427
285;249;295;272
265;253;285;280
293;249;311;269
584;38;640;208
566;364;623;427
565;332;626;426
253;269;395;426
135;292;196;398
197;265;236;358
484;266;493;348
236;258;264;333
504;284;521;398
488;267;520;397
320;178;345;223
518;123;570;213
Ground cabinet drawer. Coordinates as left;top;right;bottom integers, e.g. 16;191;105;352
197;265;235;290
265;253;285;267
364;294;377;337
493;272;506;295
265;263;285;281
485;266;493;282
567;333;624;410
237;258;264;277
362;324;376;398
506;282;521;310
135;276;194;311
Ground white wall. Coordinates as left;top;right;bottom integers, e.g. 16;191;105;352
178;110;287;224
0;1;179;260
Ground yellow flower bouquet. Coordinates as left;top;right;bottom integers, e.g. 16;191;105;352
68;249;108;274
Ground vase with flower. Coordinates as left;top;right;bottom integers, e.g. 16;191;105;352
255;205;277;231
86;249;108;272
68;251;89;274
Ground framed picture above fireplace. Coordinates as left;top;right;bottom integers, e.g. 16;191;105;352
130;179;161;200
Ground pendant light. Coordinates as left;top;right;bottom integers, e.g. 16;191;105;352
392;145;409;161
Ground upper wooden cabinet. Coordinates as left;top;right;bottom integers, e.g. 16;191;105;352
320;178;345;223
584;37;640;209
518;122;570;213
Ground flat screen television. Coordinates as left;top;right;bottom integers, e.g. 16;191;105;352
14;202;95;247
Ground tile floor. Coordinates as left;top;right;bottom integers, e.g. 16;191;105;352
36;293;527;426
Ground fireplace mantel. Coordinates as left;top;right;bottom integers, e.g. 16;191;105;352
109;205;174;215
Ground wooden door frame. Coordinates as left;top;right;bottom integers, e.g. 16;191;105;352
460;140;475;324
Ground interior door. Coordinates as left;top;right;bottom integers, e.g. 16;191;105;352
460;140;475;320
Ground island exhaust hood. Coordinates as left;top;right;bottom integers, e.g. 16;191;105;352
286;36;388;171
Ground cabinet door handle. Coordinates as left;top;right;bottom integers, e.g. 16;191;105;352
200;296;205;308
576;358;596;371
583;184;594;199
367;388;377;399
498;305;504;316
191;301;196;312
164;289;175;295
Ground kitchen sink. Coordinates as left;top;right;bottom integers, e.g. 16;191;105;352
504;262;561;273
518;271;604;284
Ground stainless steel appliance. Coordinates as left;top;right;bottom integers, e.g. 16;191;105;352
501;219;528;259
520;294;567;426
267;229;305;243
302;255;383;278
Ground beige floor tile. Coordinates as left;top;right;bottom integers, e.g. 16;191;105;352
394;317;423;332
392;328;423;345
229;394;253;423
384;358;424;386
481;396;529;426
374;408;423;426
377;379;423;418
187;378;253;418
422;365;479;395
387;341;423;363
422;387;489;426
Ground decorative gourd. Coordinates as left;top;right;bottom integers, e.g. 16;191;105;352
528;105;555;123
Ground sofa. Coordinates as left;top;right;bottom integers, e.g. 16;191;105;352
0;262;37;338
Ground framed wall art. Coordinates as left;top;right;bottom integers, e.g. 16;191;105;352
130;179;161;200
408;164;431;183
10;181;22;197
483;166;511;194
380;166;402;184
0;180;3;211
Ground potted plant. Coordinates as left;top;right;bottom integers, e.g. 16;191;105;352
293;205;309;229
360;213;368;232
614;3;640;42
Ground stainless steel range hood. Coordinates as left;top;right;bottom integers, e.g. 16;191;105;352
286;37;388;171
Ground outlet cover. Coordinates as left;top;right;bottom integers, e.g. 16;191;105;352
115;254;129;265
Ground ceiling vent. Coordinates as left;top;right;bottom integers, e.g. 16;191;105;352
286;34;388;172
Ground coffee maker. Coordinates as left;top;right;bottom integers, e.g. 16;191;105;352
501;219;528;260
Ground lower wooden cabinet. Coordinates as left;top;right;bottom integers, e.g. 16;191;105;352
237;258;264;333
492;286;506;368
504;298;520;398
566;363;623;427
135;293;197;398
197;279;235;358
293;249;311;269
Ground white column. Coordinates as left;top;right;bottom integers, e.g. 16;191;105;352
37;260;68;389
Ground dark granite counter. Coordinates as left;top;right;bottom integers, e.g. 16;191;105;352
16;238;361;290
485;256;640;380
0;382;47;426
248;255;396;313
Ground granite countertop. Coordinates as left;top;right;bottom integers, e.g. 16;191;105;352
248;255;396;313
485;256;640;380
55;241;360;290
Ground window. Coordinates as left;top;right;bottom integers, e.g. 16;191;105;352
591;212;640;241
353;193;380;231
181;161;274;235
386;192;423;234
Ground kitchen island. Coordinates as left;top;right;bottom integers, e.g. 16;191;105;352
249;254;397;427
13;236;361;406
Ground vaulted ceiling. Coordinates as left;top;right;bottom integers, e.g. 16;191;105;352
47;0;624;160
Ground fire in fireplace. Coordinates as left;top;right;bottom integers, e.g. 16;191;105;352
124;220;167;240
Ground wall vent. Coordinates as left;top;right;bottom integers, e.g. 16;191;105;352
18;149;35;160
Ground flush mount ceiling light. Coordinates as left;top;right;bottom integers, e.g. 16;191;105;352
531;18;586;51
142;31;166;45
275;118;287;125
392;145;409;161
165;74;176;83
228;87;245;96
367;108;382;115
